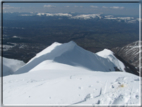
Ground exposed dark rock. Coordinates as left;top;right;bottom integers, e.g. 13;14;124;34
112;41;142;76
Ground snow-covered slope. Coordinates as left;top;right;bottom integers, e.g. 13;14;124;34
3;41;141;106
96;49;125;72
3;69;140;106
0;56;25;76
15;41;124;74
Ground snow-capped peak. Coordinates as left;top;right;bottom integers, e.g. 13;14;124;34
96;49;125;72
97;48;114;57
15;41;126;74
34;41;76;58
35;42;62;58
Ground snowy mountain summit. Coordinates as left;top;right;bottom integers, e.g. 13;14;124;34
3;41;140;106
15;41;125;74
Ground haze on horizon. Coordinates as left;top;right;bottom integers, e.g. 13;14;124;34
3;1;139;16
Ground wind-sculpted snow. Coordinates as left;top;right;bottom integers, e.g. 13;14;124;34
3;41;141;106
97;49;125;72
15;41;122;74
3;70;140;106
0;56;25;76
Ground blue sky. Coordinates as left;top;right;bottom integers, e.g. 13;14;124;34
3;2;139;16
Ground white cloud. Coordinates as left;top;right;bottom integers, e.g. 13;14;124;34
3;5;20;10
3;5;9;7
90;5;98;8
102;6;108;9
136;18;142;22
110;6;124;9
74;6;83;8
120;7;124;9
74;5;78;8
65;6;70;8
20;14;33;16
43;5;55;8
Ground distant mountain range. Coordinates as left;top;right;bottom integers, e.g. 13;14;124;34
30;12;139;23
4;12;138;23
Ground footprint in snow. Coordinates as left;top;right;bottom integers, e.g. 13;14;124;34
78;87;83;90
71;93;94;105
134;78;139;81
96;100;101;104
88;85;93;88
70;76;72;79
135;95;139;99
84;93;94;100
115;77;127;83
112;94;130;105
96;81;99;83
112;85;115;88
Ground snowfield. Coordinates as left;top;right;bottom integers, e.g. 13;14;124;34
3;41;141;106
3;70;141;106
